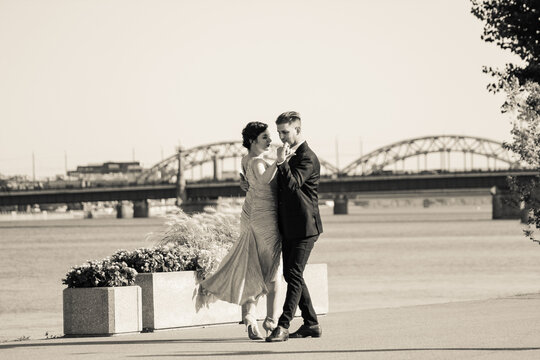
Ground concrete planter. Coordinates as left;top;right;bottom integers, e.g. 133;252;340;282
135;263;329;330
63;286;142;336
135;271;241;330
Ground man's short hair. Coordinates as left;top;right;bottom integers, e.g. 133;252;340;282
275;111;301;125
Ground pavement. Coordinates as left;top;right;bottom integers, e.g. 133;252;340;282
1;293;540;360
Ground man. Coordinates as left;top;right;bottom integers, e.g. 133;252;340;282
266;111;323;342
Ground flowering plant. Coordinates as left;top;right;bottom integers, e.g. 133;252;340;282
110;245;198;273
62;259;138;288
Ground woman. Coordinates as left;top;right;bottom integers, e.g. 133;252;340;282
199;121;283;340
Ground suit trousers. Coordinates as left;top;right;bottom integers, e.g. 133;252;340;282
278;234;319;329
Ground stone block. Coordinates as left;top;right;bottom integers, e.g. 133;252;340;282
63;286;142;336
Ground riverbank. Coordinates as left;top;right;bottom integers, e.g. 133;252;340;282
0;204;178;221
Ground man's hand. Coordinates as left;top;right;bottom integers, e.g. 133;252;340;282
277;143;290;163
239;173;249;192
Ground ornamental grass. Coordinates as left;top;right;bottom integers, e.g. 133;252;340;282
63;205;242;287
147;205;241;279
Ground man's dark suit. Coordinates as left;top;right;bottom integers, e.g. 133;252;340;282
276;141;323;329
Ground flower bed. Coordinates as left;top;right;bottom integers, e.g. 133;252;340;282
62;208;241;287
63;259;138;288
61;208;241;335
111;246;198;273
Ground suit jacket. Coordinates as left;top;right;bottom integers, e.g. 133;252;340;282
276;141;323;240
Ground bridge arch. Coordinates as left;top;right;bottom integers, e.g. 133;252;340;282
340;135;519;176
138;141;339;183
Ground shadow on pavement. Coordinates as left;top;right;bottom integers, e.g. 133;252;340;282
0;337;246;349
125;347;540;357
2;338;539;357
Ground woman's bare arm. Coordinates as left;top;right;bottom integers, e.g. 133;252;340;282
251;158;277;184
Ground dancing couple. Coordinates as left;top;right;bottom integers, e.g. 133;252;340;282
199;111;323;342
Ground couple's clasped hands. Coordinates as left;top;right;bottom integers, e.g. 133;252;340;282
276;143;295;163
239;143;294;192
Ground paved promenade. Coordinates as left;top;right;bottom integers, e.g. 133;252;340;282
2;294;539;360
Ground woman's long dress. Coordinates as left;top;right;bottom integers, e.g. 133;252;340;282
199;157;281;306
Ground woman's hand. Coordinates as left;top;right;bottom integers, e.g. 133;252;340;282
239;173;249;191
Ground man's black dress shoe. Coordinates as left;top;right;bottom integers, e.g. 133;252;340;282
265;326;289;342
289;324;322;338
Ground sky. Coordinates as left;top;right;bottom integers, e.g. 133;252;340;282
0;0;520;178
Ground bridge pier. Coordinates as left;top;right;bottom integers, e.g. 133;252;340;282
491;188;521;220
133;199;149;218
83;203;93;219
116;202;124;218
213;155;218;181
116;201;132;219
333;194;348;215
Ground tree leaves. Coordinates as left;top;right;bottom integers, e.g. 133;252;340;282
473;0;540;243
471;0;540;86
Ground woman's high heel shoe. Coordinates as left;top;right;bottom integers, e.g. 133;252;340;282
244;315;263;340
262;317;277;336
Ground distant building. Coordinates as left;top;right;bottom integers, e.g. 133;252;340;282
67;162;143;186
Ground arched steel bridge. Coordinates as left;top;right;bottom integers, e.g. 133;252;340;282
137;135;520;183
137;141;340;183
341;135;519;176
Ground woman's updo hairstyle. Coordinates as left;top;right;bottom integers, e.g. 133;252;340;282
241;121;268;149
